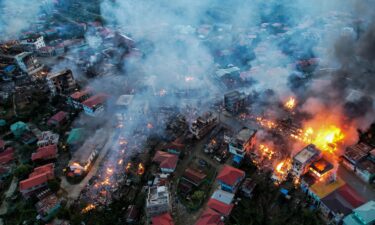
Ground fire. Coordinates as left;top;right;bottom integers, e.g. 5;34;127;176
259;144;275;160
273;159;292;183
82;204;96;213
256;117;276;129
118;159;123;165
147;123;154;129
284;97;296;110
101;177;111;186
138;163;145;175
125;162;132;172
119;137;128;146
106;168;113;175
276;161;285;174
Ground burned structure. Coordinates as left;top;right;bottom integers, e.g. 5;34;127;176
46;69;77;96
190;111;218;139
224;90;246;115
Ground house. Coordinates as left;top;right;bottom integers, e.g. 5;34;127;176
190;112;218;139
182;167;207;186
35;194;61;222
320;184;365;223
125;205;139;224
309;157;334;180
20;34;46;51
241;178;256;198
47;111;68;127
68;88;92;109
19;163;54;198
195;208;225;225
151;212;174;225
146;186;171;217
152;151;178;173
341;143;373;171
207;189;235;216
292;144;322;177
0;147;15;164
224;91;246;115
32;145;58;162
228;127;256;163
46;69;77;96
37;131;59;147
216;165;245;193
82;93;108;116
343;200;375;225
67;128;85;147
355;159;375;183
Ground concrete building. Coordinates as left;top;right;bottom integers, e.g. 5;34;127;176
46;69;77;96
20;35;46;51
190;112;218;139
0;51;43;76
82;93;108;117
228;127;256;163
146;186;171;217
224;91;246;115
292;144;322;177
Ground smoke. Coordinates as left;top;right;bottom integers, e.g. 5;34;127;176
0;0;52;39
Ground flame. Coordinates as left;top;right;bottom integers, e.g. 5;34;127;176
276;161;285;174
82;204;96;213
256;117;276;129
119;137;128;146
259;144;275;160
118;159;123;165
125;162;132;172
284;97;296;110
273;159;292;182
138;163;145;175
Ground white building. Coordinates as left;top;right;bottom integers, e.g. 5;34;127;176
21;35;46;51
146;186;171;217
292;144;322;177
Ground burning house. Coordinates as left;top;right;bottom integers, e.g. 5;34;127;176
228;127;256;163
190;111;218;139
309;157;334;181
224;90;246;115
46;69;77;96
146;185;171;217
66;130;107;178
292;144;322;177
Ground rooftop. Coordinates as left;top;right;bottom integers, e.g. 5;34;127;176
35;194;60;215
70;87;92;100
207;198;234;216
216;165;245;186
32;145;58;161
153;151;178;170
147;185;170;206
235;128;256;143
195;208;224;225
19;164;54;191
115;94;134;106
151;212;174;225
182;167;207;185
211;189;234;205
294;144;321;164
310;176;345;199
344;143;373;163
82;93;108;108
48;111;67;123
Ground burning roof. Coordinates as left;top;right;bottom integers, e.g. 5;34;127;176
309;157;334;179
293;144;321;165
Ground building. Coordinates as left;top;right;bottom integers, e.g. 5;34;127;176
20;35;46;51
37;131;59;147
0;147;15;164
182;167;207;186
0;51;43;76
19;163;55;198
341;143;373;171
35;194;61;222
46;69;77;96
343;200;375;225
224;91;246;115
47;111;68;127
292;144;322;177
309;157;334;181
355;159;375;183
207;189;235;216
151;212;174;225
68;88;92;109
152;151;178;173
216;165;245;193
228;127;256;163
125;205;139;224
146;186;171;217
190;112;218;139
195;208;225;225
32;145;58;162
82;93;108;116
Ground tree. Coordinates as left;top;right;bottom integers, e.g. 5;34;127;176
191;190;205;202
47;178;61;193
14;164;33;179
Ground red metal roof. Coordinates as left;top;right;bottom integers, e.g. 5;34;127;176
153;151;178;170
216;165;245;186
151;212;174;225
0;147;14;164
20;164;54;191
82;93;108;108
48;111;67;123
0;139;4;149
207;198;234;216
32;145;58;161
70;87;92;100
183;168;207;185
195;208;225;225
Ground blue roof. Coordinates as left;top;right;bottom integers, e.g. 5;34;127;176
233;155;243;163
4;65;15;73
280;188;289;196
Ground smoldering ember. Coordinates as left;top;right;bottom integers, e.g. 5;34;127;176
1;1;375;225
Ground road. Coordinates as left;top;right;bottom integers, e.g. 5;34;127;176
337;165;375;201
60;130;115;205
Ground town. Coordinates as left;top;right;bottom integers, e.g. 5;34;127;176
0;1;375;225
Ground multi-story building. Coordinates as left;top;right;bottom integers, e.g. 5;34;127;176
46;69;77;96
292;144;322;177
224;91;246;115
190;111;218;139
146;186;171;217
68;87;93;109
0;51;44;76
228;127;256;162
20;35;46;51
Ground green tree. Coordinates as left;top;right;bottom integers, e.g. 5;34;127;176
191;190;205;202
14;164;33;179
48;178;61;193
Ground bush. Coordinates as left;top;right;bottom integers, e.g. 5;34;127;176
14;164;33;179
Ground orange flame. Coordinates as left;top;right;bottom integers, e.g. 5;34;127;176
82;204;96;213
138;163;145;175
284;97;296;110
125;162;132;172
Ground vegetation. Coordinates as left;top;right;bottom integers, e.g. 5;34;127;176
14;164;33;179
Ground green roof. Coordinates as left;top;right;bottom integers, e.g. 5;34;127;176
67;128;84;144
10;121;28;137
344;201;375;225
